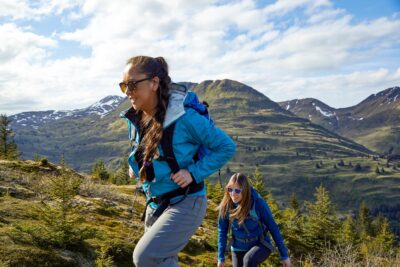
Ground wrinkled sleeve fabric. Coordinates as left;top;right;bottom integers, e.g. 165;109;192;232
257;198;289;260
218;213;229;263
183;110;236;183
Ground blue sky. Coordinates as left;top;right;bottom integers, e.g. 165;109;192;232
0;0;399;114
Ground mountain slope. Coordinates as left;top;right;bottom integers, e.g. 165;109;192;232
11;79;390;210
10;96;125;131
279;86;400;154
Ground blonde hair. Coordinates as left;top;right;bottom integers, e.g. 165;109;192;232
218;173;252;225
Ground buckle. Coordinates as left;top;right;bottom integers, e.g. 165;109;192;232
151;196;163;205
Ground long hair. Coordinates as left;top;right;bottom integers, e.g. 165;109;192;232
218;173;252;225
126;56;171;182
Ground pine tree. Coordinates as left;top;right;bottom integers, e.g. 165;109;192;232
92;160;110;181
113;160;130;185
33;153;40;162
358;201;373;239
283;193;306;257
338;215;358;245
354;163;362;172
15;170;95;248
212;181;224;203
250;167;268;199
369;217;396;253
289;193;299;212
0;114;19;160
302;185;339;254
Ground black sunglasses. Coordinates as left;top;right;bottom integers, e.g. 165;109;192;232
119;77;153;94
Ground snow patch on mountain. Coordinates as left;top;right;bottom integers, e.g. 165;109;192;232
315;106;335;117
10;95;125;130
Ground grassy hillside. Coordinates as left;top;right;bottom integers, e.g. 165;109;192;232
0;160;218;266
1;160;399;266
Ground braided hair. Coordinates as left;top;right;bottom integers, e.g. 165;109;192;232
126;56;171;182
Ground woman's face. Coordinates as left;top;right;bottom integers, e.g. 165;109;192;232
122;64;159;113
226;181;243;204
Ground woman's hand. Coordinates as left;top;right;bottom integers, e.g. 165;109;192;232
171;169;193;188
281;258;291;267
217;262;225;267
129;166;136;180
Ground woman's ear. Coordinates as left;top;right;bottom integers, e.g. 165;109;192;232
151;76;160;92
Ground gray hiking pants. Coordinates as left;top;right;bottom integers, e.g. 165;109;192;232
133;195;208;267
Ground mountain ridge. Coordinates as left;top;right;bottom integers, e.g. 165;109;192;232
279;86;400;154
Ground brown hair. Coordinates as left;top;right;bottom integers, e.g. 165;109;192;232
218;173;252;225
126;56;171;182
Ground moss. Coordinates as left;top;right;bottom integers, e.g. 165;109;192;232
0;244;76;267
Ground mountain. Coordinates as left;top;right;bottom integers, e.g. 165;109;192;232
279;98;339;131
279;86;400;154
13;79;399;211
10;95;125;130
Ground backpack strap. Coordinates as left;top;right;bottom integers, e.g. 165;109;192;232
158;122;180;174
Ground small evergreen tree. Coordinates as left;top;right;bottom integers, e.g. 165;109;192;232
0;114;19;160
337;215;358;245
358;201;373;239
92;160;110;181
289;193;299;212
302;185;339;254
14;171;95;248
212;181;224;203
33;153;40;162
113;160;130;185
354;163;362;172
369;217;396;254
250;167;268;199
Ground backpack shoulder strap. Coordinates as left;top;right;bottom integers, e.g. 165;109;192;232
159;123;180;174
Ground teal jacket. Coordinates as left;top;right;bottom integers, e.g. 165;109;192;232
121;84;236;204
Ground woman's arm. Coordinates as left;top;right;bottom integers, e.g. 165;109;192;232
182;109;236;183
217;214;229;264
257;197;289;261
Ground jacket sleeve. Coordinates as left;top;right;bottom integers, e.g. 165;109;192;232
183;110;236;183
218;213;229;263
257;198;289;260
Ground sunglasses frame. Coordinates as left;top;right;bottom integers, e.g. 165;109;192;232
119;76;154;94
227;188;242;194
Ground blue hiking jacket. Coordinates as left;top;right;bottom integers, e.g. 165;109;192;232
218;188;289;262
121;83;236;206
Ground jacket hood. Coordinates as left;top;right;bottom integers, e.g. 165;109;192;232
121;83;189;128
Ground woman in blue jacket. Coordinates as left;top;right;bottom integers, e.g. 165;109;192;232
218;173;291;267
119;55;236;267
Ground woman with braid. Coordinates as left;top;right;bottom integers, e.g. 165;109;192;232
119;55;236;267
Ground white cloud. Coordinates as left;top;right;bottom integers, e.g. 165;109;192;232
0;23;56;63
0;0;81;20
0;0;399;115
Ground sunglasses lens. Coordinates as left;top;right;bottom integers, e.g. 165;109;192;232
119;83;127;94
228;188;241;194
127;81;136;92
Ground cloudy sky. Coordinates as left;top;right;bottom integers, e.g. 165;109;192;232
0;0;399;115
